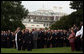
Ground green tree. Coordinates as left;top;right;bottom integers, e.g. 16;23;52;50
70;1;83;11
50;1;83;30
1;1;28;31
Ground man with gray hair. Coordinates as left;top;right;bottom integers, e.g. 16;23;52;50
32;28;38;49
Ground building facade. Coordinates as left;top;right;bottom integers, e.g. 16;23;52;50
22;8;67;29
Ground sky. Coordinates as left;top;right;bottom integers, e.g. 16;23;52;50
21;1;76;14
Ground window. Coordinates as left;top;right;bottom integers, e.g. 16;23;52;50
37;25;39;26
44;24;45;26
29;19;30;22
47;24;48;26
31;25;34;26
50;17;54;20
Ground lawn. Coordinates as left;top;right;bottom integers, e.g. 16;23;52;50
1;47;83;53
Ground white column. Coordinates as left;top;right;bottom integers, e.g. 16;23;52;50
54;16;56;21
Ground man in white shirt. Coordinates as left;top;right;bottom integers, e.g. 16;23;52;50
76;24;83;38
75;22;83;51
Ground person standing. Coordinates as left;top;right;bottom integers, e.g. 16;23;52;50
4;31;8;48
15;27;22;50
7;30;12;48
47;30;51;48
43;30;47;48
38;28;43;48
68;29;75;51
22;29;26;50
75;22;83;51
60;30;64;47
73;24;78;34
57;30;61;47
11;32;15;48
54;30;58;47
1;31;4;48
63;30;67;47
51;30;56;48
23;29;33;51
32;28;38;49
28;30;33;51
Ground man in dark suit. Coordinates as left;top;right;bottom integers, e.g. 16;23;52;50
7;30;12;48
60;30;64;47
40;29;45;48
15;27;22;50
55;30;59;47
11;32;15;48
63;30;67;47
75;22;83;51
52;30;57;47
22;29;33;51
38;29;42;48
4;31;8;48
46;30;51;48
1;31;4;48
57;30;61;47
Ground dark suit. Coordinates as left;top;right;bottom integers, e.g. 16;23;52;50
75;36;81;51
60;32;64;47
11;34;15;48
52;32;57;47
1;33;5;48
63;32;67;47
44;32;47;46
17;30;22;50
40;31;45;48
7;33;12;48
38;31;42;48
22;32;33;51
4;34;8;48
57;32;61;47
46;32;51;48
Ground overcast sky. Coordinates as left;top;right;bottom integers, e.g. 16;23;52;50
21;1;76;14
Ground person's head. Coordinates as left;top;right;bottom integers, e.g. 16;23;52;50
25;29;29;33
73;24;76;27
70;28;74;33
29;30;32;33
5;31;8;34
22;29;25;34
8;30;11;33
1;31;4;33
63;30;66;33
35;28;37;31
11;32;14;35
17;27;21;31
55;30;57;32
3;31;6;34
40;28;42;30
32;29;34;31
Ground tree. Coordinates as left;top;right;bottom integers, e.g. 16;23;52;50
70;1;83;11
1;1;28;31
50;1;83;30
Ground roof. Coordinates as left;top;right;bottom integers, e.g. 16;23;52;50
28;9;67;16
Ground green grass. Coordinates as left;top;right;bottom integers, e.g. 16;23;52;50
1;47;83;53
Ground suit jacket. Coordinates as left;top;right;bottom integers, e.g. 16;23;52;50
32;31;38;40
17;30;22;42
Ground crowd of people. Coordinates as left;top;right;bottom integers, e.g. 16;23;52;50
1;22;83;51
